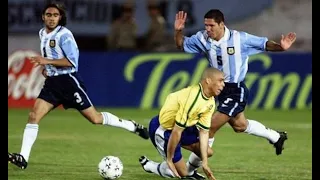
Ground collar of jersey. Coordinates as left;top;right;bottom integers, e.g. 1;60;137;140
43;25;62;36
198;83;210;100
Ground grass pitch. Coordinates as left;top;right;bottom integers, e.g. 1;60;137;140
8;108;312;180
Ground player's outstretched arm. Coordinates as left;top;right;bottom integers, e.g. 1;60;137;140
174;11;187;49
166;124;184;178
29;56;73;67
266;32;296;52
199;128;216;180
174;30;184;50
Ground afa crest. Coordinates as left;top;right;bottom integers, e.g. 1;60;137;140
227;47;235;55
49;40;56;48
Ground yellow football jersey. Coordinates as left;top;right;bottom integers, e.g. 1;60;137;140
159;83;215;131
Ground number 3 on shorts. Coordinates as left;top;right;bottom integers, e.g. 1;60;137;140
74;92;83;103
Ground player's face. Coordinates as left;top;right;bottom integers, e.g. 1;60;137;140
209;73;225;96
43;7;61;30
204;18;224;41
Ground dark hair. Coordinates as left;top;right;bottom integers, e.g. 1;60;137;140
204;9;224;24
42;3;67;26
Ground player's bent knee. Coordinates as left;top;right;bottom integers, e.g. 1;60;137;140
230;113;247;133
207;148;214;157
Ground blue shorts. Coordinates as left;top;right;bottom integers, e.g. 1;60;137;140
38;72;92;111
149;116;199;163
217;81;249;117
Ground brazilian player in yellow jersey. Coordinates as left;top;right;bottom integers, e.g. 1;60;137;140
139;67;225;180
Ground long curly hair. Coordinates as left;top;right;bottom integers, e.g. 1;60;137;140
42;2;67;26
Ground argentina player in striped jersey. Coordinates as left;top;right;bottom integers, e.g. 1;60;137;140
8;3;149;170
174;9;296;174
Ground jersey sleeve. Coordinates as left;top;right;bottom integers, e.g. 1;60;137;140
241;31;268;55
175;89;191;128
59;32;79;67
183;31;210;53
38;28;44;40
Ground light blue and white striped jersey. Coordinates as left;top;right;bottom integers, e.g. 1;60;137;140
39;25;79;76
183;27;268;83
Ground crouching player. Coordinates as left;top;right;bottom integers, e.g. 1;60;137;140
139;67;225;180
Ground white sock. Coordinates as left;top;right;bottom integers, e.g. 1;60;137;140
101;112;136;132
186;153;201;175
20;123;39;162
208;137;215;147
143;160;175;178
186;138;215;175
244;119;280;143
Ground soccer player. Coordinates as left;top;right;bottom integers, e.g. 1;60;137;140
174;9;297;175
139;67;225;180
8;3;149;170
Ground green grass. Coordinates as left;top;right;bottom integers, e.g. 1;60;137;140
8;108;312;180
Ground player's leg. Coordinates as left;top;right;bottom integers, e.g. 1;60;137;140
139;117;189;178
140;156;193;178
229;112;288;155
182;142;213;179
79;107;148;139
225;82;288;155
8;86;59;169
179;126;213;178
139;116;176;177
66;73;149;139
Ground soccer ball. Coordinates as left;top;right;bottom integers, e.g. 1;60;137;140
98;156;123;179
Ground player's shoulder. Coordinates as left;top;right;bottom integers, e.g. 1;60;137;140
182;84;200;97
39;28;45;39
56;27;76;43
38;28;45;35
169;85;192;97
57;26;74;36
229;29;249;41
229;28;245;36
195;30;209;40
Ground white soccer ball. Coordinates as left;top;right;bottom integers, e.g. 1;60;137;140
98;156;123;179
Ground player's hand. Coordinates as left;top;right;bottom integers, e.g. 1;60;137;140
29;56;49;67
166;159;181;178
280;32;296;50
202;164;216;180
174;11;187;31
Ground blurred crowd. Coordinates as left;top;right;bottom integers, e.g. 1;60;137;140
106;0;172;52
103;0;311;52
